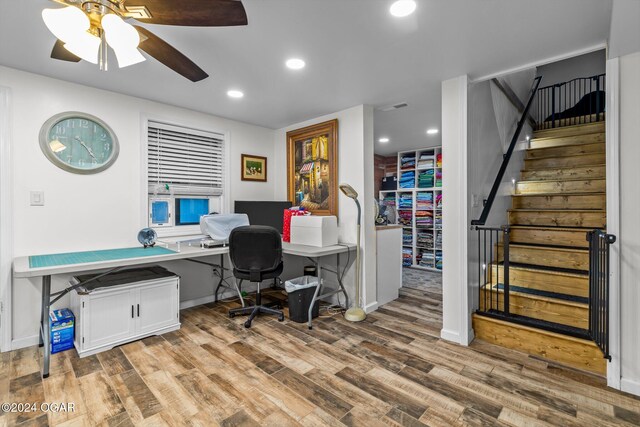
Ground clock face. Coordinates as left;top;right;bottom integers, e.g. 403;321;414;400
39;112;119;174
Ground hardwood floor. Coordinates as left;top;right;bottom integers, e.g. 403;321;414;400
2;271;640;426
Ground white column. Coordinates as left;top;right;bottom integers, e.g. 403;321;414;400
440;75;471;345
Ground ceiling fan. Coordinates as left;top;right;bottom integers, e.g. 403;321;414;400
42;0;248;82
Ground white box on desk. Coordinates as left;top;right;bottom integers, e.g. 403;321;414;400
290;216;338;247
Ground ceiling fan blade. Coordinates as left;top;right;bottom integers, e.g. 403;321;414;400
128;0;247;26
135;26;209;82
51;40;81;62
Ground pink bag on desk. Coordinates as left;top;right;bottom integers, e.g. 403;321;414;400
283;208;308;242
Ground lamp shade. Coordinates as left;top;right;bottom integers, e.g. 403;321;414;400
339;183;358;199
102;14;145;68
64;32;100;64
42;6;89;44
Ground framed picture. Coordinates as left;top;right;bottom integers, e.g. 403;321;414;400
241;154;268;182
286;119;338;216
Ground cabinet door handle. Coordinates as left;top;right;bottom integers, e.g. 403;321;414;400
137;304;140;317
131;305;134;318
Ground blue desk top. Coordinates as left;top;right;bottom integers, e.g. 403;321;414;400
29;247;177;268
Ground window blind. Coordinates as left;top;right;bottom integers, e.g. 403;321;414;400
147;121;224;195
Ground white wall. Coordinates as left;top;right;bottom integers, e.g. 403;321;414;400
441;75;470;345
273;105;377;311
609;0;640;59
536;50;606;88
466;79;531;312
0;66;277;348
618;51;640;396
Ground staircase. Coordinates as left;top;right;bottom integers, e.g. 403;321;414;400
473;120;607;375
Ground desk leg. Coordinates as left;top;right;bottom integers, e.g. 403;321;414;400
308;260;322;330
41;275;51;379
214;255;224;303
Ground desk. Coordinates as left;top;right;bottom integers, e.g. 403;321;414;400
13;241;354;378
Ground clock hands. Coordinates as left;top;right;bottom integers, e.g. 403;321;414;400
74;136;98;161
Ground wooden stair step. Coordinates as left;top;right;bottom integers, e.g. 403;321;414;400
535;113;605;131
497;243;589;271
512;193;606;210
490;263;588;298
480;285;588;329
529;132;605;149
509;225;591;248
515;178;605;195
520;164;605;181
472;314;606;375
509;209;606;228
526;142;604;160
533;121;605;139
524;152;605;169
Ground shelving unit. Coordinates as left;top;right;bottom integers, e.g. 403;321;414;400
380;146;442;272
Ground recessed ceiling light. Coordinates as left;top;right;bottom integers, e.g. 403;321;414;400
427;128;439;135
227;90;244;99
286;58;306;70
390;0;416;17
379;137;390;143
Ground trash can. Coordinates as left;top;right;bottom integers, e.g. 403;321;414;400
285;276;320;323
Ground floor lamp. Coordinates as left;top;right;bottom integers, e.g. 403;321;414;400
339;183;367;322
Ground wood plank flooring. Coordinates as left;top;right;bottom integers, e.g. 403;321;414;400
2;270;639;426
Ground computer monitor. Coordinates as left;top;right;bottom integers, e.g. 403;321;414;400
234;201;293;234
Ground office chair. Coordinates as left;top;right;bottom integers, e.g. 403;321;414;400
228;225;285;328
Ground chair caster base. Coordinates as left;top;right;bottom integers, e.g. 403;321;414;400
308;326;313;330
278;315;285;322
244;321;252;328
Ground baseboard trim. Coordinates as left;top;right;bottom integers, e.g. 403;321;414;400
179;287;248;310
364;301;379;313
621;378;640;397
440;328;462;344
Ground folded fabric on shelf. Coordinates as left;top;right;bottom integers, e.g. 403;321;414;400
416;192;434;210
435;170;442;187
402;229;412;246
418;169;434;188
435;193;443;209
402;248;413;266
383;193;396;207
398;193;413;209
417;230;434;248
419;251;435;267
436;153;442;168
399;171;415;189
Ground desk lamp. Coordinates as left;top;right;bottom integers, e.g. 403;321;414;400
339;183;366;322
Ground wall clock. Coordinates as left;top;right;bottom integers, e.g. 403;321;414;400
39;111;119;174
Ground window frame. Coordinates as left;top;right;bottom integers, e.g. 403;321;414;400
141;115;230;239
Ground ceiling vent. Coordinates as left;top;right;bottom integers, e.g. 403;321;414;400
378;102;409;112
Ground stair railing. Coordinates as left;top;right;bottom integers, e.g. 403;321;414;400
475;226;510;316
536;73;605;130
471;75;541;227
587;229;616;360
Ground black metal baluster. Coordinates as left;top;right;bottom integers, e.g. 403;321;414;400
503;227;510;315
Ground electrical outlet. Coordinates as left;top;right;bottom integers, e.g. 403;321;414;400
30;191;45;206
472;194;480;208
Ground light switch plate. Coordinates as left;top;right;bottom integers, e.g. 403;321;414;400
30;191;44;206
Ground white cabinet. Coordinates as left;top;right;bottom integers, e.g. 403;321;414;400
138;281;180;335
70;270;180;357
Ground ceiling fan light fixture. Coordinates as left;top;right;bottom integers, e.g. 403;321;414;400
102;14;146;68
42;6;90;44
389;0;417;17
64;32;100;64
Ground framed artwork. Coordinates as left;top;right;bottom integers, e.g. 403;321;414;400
241;154;267;182
286;119;338;216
